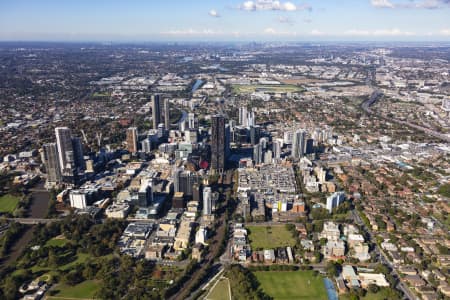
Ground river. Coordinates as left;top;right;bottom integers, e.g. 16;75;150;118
0;180;50;269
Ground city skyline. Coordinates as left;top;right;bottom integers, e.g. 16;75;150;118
1;0;450;42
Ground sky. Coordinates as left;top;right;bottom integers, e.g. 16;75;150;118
0;0;449;42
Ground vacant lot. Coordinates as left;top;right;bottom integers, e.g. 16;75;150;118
0;194;20;213
247;225;296;250
254;271;327;300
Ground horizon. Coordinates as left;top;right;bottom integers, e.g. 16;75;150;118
1;0;449;42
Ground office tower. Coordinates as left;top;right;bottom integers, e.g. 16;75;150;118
138;180;153;207
141;138;152;153
247;110;256;127
291;129;306;159
187;113;196;129
305;138;314;155
264;150;273;164
157;123;165;139
179;120;186;132
192;184;202;202
326;191;345;213
239;106;248;126
42;143;62;184
72;137;85;171
283;131;294;145
211;114;225;172
164;98;170;129
273;140;282;159
126;127;138;154
225;124;231;159
174;169;198;197
203;186;212;215
151;94;161;129
55;127;75;177
249;125;261;145
253;143;263;164
259;137;268;150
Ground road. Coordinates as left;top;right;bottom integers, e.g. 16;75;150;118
351;210;417;300
362;90;450;143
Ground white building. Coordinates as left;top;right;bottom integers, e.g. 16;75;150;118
326;191;345;213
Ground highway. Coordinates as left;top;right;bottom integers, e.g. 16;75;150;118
362;90;450;143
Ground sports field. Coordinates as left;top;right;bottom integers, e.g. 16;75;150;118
254;271;327;300
247;225;296;250
0;194;20;213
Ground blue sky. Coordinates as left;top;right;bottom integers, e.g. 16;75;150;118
0;0;449;41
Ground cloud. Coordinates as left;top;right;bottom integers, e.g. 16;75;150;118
263;27;297;36
370;0;450;9
277;16;294;25
209;9;220;17
162;29;222;36
238;0;307;11
344;28;416;36
371;0;395;8
310;29;326;36
440;28;450;35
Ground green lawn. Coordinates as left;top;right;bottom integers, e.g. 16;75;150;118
45;237;69;247
50;280;100;299
0;194;20;213
247;225;296;250
30;252;91;273
206;277;230;300
232;84;304;94
254;271;327;300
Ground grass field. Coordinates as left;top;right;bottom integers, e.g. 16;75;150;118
247;225;296;249
50;280;100;299
31;252;91;273
45;237;69;247
232;84;304;94
206;277;231;300
0;194;20;213
254;271;327;300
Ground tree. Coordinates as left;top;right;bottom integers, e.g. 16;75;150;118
368;284;380;293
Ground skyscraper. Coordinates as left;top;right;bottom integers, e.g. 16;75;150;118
42;143;62;184
253;143;263;164
72;137;85;171
152;94;161;129
55;127;75;177
164;98;170;129
292;129;306;159
187;113;196;130
239;106;248;126
126;127;138;153
211;114;225;172
203;186;212;215
273;140;282;159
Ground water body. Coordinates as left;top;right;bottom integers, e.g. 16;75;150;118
191;79;204;93
0;181;50;269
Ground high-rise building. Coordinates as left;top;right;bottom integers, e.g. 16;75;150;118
42;143;62;184
187;113;196;129
326;191;345;213
273;140;282;159
157;123;166;139
174;169;199;197
72;137;85;171
141;138;152;153
164;98;170;129
292;129;306;159
253;143;263;164
239;106;248;126
55;127;75;178
152;94;161;129
203;186;212;215
211;114;226;172
126;127;138;154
